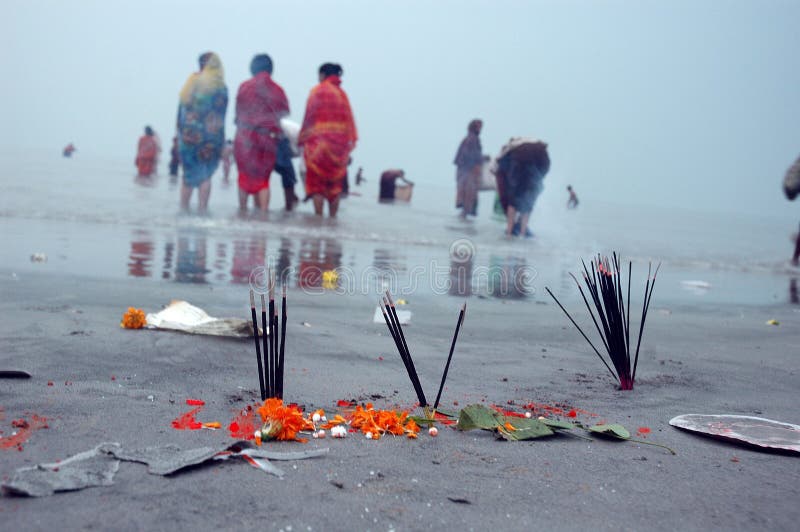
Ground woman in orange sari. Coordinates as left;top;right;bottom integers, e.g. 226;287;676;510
135;126;159;177
298;63;357;218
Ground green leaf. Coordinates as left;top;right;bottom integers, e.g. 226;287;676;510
456;404;504;431
587;423;630;440
539;418;577;430
497;418;555;441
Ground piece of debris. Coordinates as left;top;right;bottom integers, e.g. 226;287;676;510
669;414;800;453
30;253;47;263
145;300;252;337
2;442;329;497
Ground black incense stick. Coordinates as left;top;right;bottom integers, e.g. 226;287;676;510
278;284;287;399
250;290;265;400
260;293;269;398
268;273;276;398
546;254;660;390
382;297;414;383
434;302;466;410
382;295;427;407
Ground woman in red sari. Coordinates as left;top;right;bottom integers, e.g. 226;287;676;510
234;54;290;213
298;63;357;218
135;126;159;177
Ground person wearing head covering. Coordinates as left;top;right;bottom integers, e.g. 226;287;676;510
298;62;358;218
233;54;290;213
135;126;159;177
176;52;228;213
454;119;483;219
494;138;550;237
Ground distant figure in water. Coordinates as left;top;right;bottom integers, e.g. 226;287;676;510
62;143;76;158
379;169;413;202
221;140;234;184
783;154;800;265
274;135;299;211
176;51;228;214
355;167;365;185
454;119;483;219
298;62;358;218
566;185;579;209
168;136;180;177
494;138;550;237
135;126;159;177
234;54;289;213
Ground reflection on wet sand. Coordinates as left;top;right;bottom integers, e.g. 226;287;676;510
230;237;266;285
128;230;153;278
298;238;342;290
126;229;535;299
175;232;208;283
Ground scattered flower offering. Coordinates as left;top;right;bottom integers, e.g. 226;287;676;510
331;425;347;438
255;398;311;443
428;427;438;437
121;307;147;329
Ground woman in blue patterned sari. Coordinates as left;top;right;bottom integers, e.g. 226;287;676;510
177;52;228;213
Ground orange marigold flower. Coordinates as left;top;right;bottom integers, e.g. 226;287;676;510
121;307;147;329
349;405;420;440
256;398;307;442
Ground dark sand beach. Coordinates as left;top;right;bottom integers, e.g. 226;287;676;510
1;266;798;531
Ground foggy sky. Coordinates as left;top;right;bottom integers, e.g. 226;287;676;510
2;0;799;219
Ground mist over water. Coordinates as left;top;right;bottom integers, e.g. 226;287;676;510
1;1;799;307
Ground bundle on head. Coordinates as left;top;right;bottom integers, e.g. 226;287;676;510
546;253;659;391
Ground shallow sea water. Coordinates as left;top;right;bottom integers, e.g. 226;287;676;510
1;148;798;307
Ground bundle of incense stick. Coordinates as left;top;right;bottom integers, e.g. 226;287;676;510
545;253;659;391
380;291;466;416
249;270;288;400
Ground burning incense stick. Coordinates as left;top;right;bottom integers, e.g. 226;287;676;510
250;290;265;400
278;284;287;399
433;302;466;410
546;254;659;390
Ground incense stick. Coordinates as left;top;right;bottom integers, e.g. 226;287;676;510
278;284;287;399
260;293;269;398
382;295;427;407
434;302;466;410
268;273;276;398
250;290;265;400
546;254;659;390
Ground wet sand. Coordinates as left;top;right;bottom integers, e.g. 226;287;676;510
1;268;798;531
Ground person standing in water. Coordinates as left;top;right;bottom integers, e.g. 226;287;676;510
168;136;180;177
298;62;358;218
453;119;483;219
233;54;290;214
566;185;579;209
221;140;234;184
176;52;228;214
135;126;159;177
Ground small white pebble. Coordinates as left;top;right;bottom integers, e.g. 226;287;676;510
428;426;439;437
525;412;532;418
312;413;321;423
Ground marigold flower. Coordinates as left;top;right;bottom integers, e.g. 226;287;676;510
348;404;420;440
256;398;308;442
121;307;146;329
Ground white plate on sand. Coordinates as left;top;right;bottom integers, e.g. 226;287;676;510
669;414;800;454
